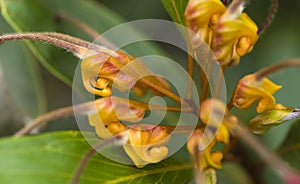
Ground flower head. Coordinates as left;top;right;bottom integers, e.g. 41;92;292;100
81;50;169;97
88;96;145;139
212;4;258;66
233;74;282;113
123;124;170;168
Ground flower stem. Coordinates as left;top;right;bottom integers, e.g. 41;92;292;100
186;53;194;100
258;0;279;35
139;78;183;104
255;59;300;80
14;97;191;137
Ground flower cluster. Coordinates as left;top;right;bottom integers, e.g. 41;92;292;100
2;0;298;182
185;0;258;66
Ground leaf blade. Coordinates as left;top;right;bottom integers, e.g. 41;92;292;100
0;131;193;183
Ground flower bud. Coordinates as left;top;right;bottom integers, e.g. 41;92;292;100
249;108;296;134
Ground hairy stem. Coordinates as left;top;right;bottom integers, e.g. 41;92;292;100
14;97;192;137
258;0;279;35
255;59;300;80
0;33;88;57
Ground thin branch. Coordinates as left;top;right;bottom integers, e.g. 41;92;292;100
13;96;192;137
139;78;183;104
255;59;300;80
258;0;279;35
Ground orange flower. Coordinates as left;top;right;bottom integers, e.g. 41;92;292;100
123;124;170;168
233;74;282;113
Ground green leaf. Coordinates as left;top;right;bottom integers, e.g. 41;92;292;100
0;15;46;118
161;0;188;25
278;120;300;171
0;0;168;90
0;131;193;183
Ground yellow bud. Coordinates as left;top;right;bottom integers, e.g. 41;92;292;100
233;74;282;113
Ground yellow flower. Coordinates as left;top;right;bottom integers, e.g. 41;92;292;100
233;74;282;113
88;97;145;139
187;129;223;171
185;0;226;44
81;50;169;97
123;124;170;168
200;99;230;144
212;5;258;66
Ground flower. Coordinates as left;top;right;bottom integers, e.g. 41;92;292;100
233;74;282;113
81;50;169;97
187;129;223;171
200;99;230;144
212;4;258;66
123;124;170;168
185;0;226;44
185;0;258;66
88;96;145;139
